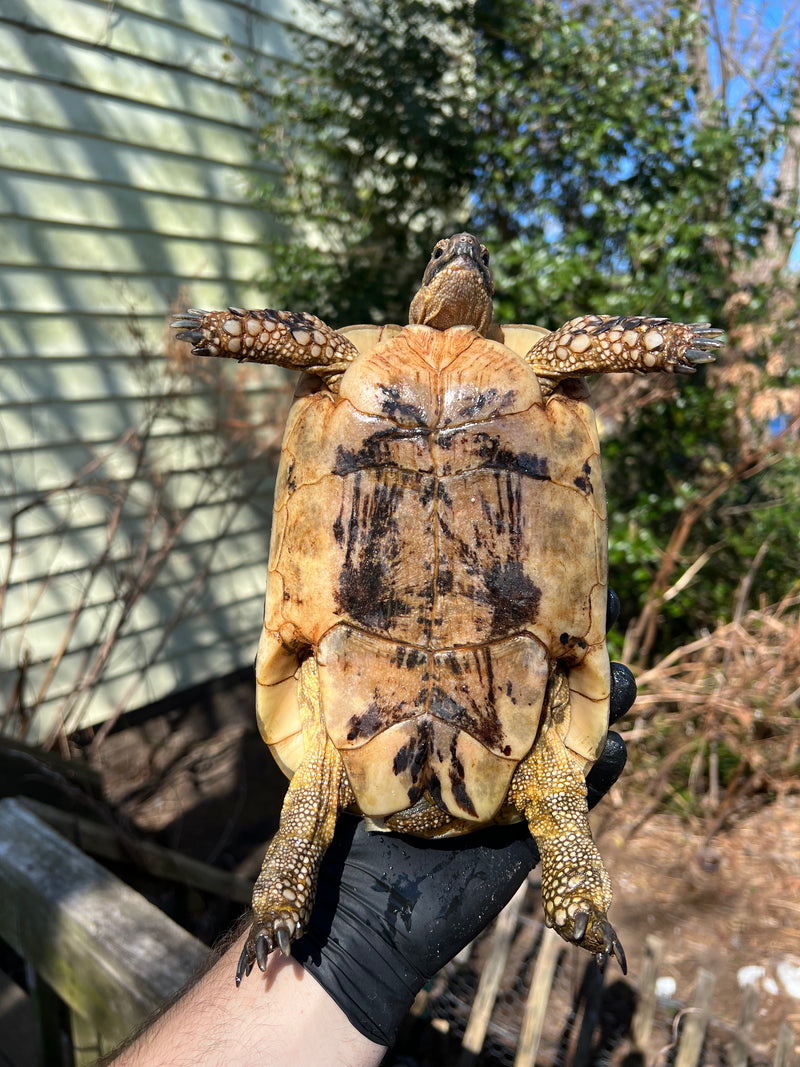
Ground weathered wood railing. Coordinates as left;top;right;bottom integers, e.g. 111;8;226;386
0;797;209;1064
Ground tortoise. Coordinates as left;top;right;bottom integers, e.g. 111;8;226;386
173;233;721;982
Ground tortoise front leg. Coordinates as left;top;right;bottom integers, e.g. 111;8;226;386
237;658;354;984
508;670;626;972
172;307;358;385
526;314;722;394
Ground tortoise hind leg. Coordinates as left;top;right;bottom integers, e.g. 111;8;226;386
237;657;353;984
508;670;626;972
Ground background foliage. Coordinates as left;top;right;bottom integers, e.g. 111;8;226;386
242;0;800;679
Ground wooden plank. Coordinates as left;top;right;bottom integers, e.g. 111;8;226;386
0;0;296;739
3;561;264;653
21;799;254;904
70;1009;112;1066
2;489;273;571
3;585;261;683
514;924;563;1067
674;968;716;1067
2;220;269;279
3;613;260;741
631;934;665;1050
0;798;209;1044
0;311;172;359
460;881;528;1062
0;265;271;315
27;965;72;1067
775;1024;797;1067
3;512;271;589
729;983;758;1067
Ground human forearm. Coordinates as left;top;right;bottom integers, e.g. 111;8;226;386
110;933;385;1067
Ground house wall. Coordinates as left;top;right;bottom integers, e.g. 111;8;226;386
1;0;302;743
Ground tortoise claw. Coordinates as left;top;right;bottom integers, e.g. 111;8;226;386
572;910;590;944
565;911;627;975
671;325;724;374
235;942;254;987
686;346;718;364
256;931;270;972
171;310;207;347
598;919;627;975
276;923;292;957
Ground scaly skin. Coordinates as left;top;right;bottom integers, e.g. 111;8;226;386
408;232;496;335
236;657;354;984
526;314;721;395
172;307;359;387
507;670;626;972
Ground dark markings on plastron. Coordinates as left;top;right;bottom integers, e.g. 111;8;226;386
429;674;505;751
378;384;428;426
448;735;478;817
335;473;418;630
332;498;345;547
482;560;542;634
455;389;499;420
346;700;389;742
419;478;436;507
454;388;517;421
573;461;593;494
426;770;445;812
390;645;429;671
427;686;467;726
481;470;525;544
558;632;589;663
436;569;454;595
393;725;430;802
333;427;428;476
475;434;550;480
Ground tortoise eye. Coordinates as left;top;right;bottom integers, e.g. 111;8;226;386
433;246;445;260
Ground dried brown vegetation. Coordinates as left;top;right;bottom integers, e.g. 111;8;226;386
622;590;800;831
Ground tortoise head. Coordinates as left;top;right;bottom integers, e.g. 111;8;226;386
409;233;495;335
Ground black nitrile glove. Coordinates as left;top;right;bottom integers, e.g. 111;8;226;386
292;627;635;1045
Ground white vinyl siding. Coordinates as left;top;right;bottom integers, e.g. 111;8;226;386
1;0;301;743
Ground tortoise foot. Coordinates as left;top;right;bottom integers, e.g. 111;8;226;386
568;910;627;974
545;894;626;974
235;915;299;986
234;832;324;984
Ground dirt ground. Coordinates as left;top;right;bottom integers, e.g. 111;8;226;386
593;788;800;1063
16;672;797;1065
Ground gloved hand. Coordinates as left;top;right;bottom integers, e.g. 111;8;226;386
292;594;635;1045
